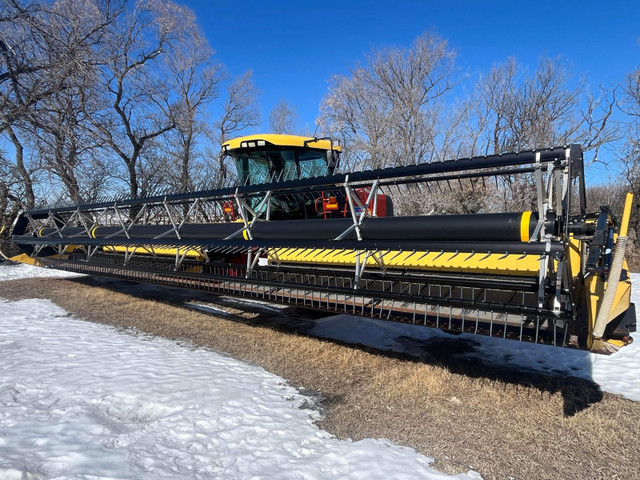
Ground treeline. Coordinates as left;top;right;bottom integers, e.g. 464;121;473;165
315;33;640;254
1;1;640;250
1;0;260;220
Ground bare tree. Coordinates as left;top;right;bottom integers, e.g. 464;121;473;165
469;57;618;156
28;0;124;203
0;149;26;231
617;68;640;239
207;71;260;188
83;0;201;198
620;68;640;140
462;57;619;211
1;0;125;206
0;0;260;211
269;98;299;134
0;0;55;208
213;71;260;146
318;32;457;172
160;26;223;192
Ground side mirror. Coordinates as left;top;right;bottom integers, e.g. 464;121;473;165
327;151;340;174
218;151;228;180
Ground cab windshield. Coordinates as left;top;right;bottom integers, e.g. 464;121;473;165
234;148;329;186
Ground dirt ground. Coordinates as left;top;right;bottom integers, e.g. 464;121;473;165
1;274;639;480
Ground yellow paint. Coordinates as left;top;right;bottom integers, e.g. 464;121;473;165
9;253;41;265
91;225;203;258
105;245;204;259
567;236;582;280
222;134;341;152
604;339;626;348
520;211;532;242
610;265;632;320
620;192;633;237
271;248;540;275
585;259;633;348
586;273;605;346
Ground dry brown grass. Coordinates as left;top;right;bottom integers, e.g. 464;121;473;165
1;275;639;480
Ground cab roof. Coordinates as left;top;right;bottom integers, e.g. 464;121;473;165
221;134;341;152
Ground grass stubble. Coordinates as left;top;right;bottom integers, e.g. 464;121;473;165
0;275;638;480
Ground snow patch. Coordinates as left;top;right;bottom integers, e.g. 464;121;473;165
0;262;84;281
0;292;479;479
184;301;231;316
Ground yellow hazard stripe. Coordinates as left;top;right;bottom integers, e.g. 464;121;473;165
520;211;532;242
273;248;540;276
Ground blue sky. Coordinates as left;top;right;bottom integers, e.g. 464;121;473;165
188;0;639;177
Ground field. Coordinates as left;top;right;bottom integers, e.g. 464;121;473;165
0;271;639;479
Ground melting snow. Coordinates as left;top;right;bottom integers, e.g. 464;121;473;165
0;268;481;479
0;263;83;281
1;261;639;478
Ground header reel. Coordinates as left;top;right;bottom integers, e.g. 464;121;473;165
9;138;635;353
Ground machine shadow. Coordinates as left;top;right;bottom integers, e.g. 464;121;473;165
394;336;602;417
76;276;603;417
308;333;602;417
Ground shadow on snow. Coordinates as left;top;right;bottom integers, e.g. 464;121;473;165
71;275;602;417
